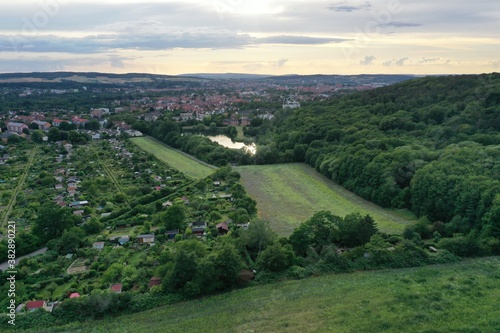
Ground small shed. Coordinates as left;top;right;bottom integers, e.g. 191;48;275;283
148;277;162;288
137;234;155;244
93;242;105;250
216;222;229;235
166;229;180;240
110;283;122;293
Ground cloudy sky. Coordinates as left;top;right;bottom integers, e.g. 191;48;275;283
0;0;498;75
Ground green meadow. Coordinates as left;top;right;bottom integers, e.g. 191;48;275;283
130;137;216;179
25;257;500;333
237;163;416;235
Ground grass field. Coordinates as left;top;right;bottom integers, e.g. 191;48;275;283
237;163;416;235
29;257;500;333
130;137;216;179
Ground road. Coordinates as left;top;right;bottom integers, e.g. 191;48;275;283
0;247;48;271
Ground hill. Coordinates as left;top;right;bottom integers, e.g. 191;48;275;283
255;73;500;242
17;257;500;333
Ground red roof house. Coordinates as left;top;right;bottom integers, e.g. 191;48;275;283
110;283;122;293
26;300;46;311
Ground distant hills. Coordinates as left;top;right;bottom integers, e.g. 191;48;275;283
0;71;418;87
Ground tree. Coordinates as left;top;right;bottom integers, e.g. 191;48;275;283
240;219;276;259
208;211;222;223
46;282;58;296
339;213;378;247
167;250;198;291
31;130;44;143
85;119;101;131
211;243;241;289
162;204;187;230
32;203;75;242
256;242;295;273
83;218;102;235
289;211;341;256
47;127;61;142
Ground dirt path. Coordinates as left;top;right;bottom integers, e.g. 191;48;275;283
1;148;37;229
0;247;47;271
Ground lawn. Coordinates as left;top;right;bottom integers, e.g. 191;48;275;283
26;257;500;333
237;163;416;235
130;137;216;179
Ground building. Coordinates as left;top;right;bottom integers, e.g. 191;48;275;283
137;234;155;244
282;99;301;109
6;122;29;134
31;120;51;131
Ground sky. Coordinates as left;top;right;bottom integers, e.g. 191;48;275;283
0;0;498;75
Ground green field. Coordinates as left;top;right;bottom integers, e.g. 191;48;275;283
28;257;500;333
130;137;216;179
237;163;416;235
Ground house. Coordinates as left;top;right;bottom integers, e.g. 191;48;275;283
148;277;162;288
31;120;51;131
0;132;16;143
6;122;28;134
52;119;70;127
190;221;207;236
110;283;122;293
26;300;47;311
137;234;155;244
118;236;130;245
69;293;80;299
73;210;84;216
71;116;88;127
282;99;301;109
216;222;229;235
165;229;179;240
93;242;105;250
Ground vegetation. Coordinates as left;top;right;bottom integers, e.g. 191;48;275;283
237;163;415;235
130;137;216;179
9;257;499;333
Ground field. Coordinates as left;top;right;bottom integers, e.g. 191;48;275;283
27;257;500;333
237;163;416;235
130;137;216;179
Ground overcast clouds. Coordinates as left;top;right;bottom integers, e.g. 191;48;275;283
0;0;498;74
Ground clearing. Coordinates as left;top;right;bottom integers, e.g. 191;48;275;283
237;163;416;235
130;137;216;179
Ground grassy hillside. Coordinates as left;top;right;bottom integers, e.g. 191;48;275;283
24;257;500;333
237;163;416;235
130;137;216;179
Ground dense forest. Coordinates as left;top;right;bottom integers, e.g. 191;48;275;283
262;73;500;243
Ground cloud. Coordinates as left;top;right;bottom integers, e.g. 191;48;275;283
0;54;132;72
258;35;349;45
383;57;409;66
273;58;288;67
360;55;376;65
327;1;371;12
379;22;422;28
0;30;350;54
418;57;450;64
